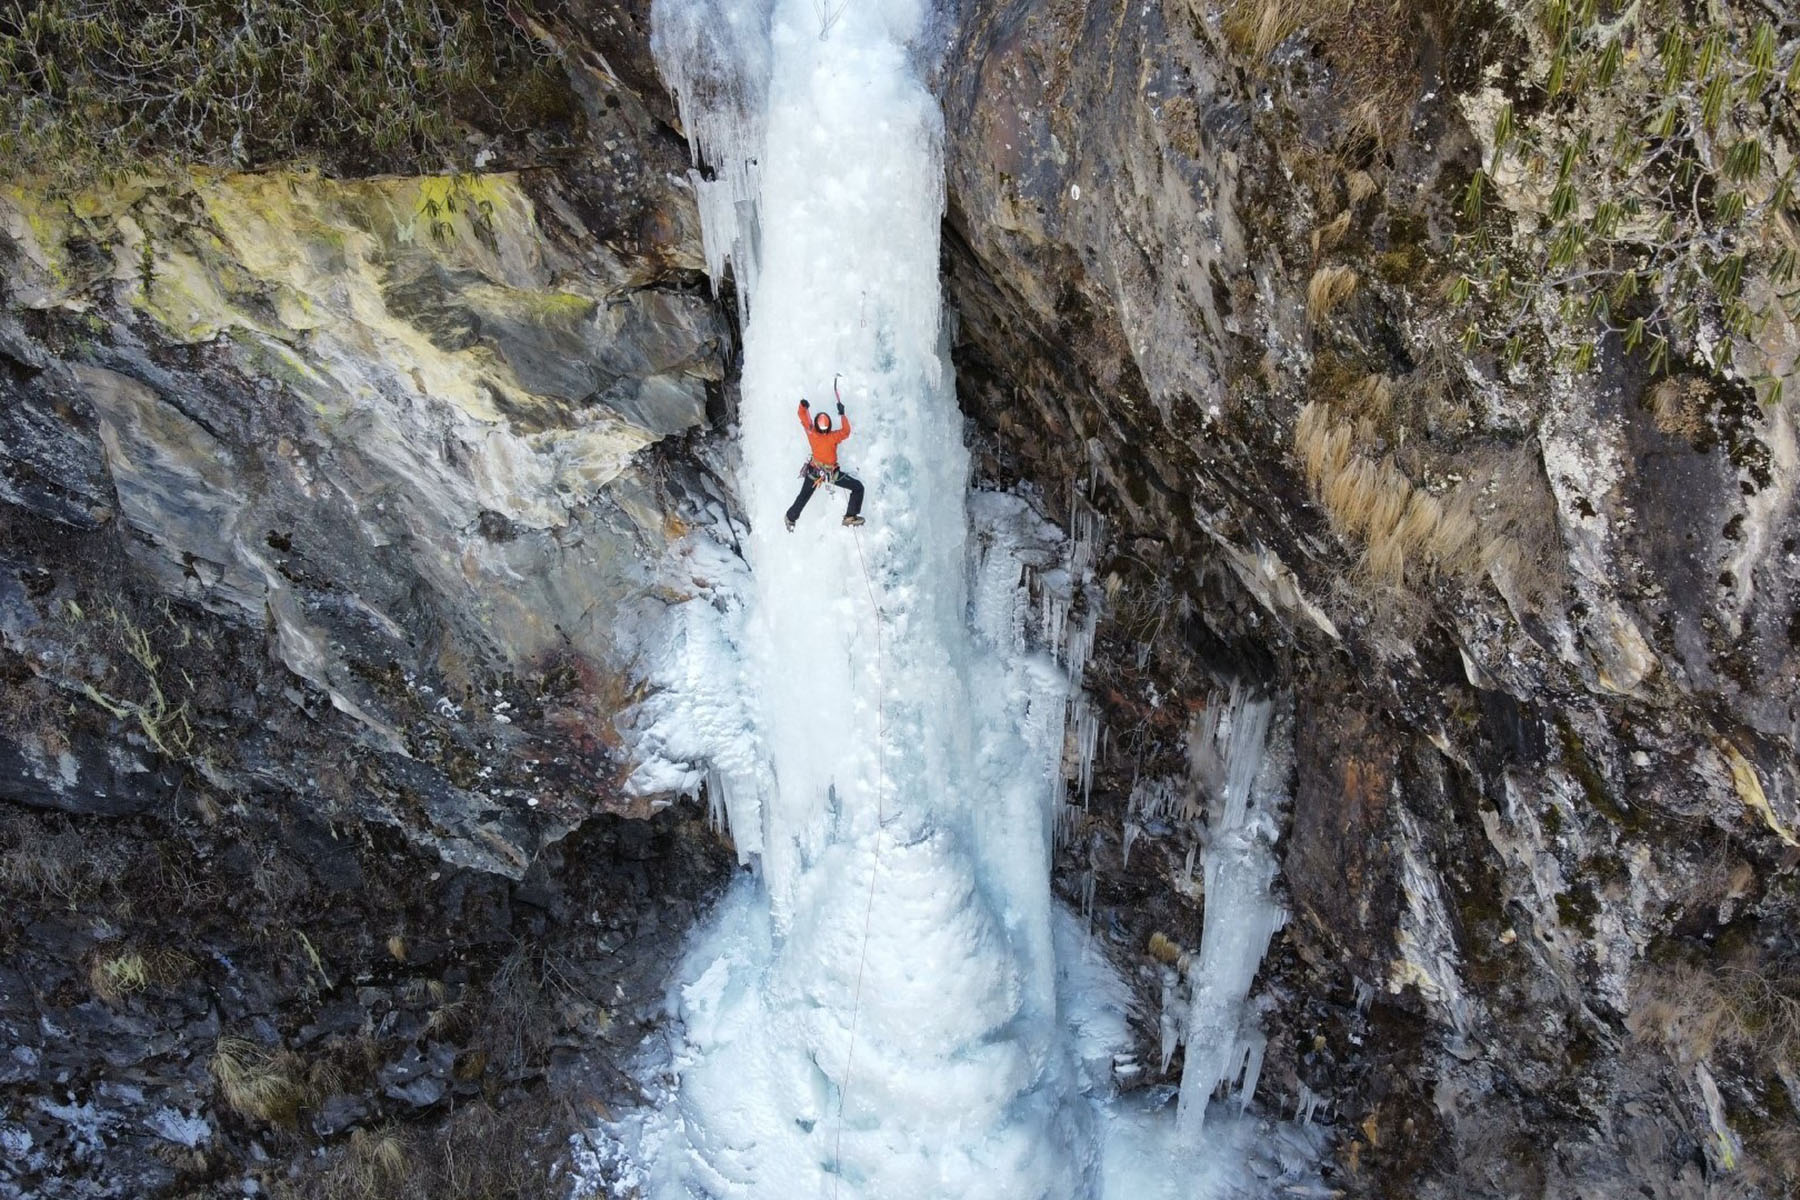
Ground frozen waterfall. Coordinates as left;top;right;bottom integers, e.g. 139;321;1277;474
584;0;1327;1194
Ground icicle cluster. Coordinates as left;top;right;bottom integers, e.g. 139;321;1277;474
1173;685;1291;1135
651;0;773;305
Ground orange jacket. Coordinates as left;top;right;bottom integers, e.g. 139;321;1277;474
799;402;851;468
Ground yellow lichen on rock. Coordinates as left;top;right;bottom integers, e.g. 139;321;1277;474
0;184;80;308
3;167;696;533
1713;738;1799;848
190;170;541;426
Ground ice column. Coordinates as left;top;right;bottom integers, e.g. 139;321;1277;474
1176;688;1288;1135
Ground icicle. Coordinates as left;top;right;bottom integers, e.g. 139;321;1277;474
1073;694;1101;807
1130;776;1181;822
650;0;774;312
1295;1083;1321;1126
1158;973;1182;1073
705;766;728;831
1051;775;1073;849
1235;1029;1267;1112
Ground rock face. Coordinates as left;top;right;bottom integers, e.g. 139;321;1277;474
6;0;1800;1196
940;0;1800;1194
1;154;724;873
0;803;731;1199
0;9;743;1194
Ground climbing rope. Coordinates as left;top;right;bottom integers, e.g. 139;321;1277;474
813;0;849;40
830;523;885;1197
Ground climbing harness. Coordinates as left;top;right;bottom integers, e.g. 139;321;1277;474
830;524;885;1197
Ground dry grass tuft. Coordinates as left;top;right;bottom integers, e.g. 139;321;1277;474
1312;210;1353;254
1295;400;1494;589
1427;494;1481;573
1393;490;1444;554
88;950;150;1002
347;1125;410;1187
1310;210;1353;255
1307;264;1359;324
0;814;131;910
1321;455;1378;533
1363;529;1408;587
211;1036;312;1126
1296;401;1348;485
1346;169;1380;207
1224;0;1362;60
1221;0;1304;58
87;945;192;1003
424;994;475;1041
1363;468;1411;540
1647;377;1713;441
1346;373;1394;422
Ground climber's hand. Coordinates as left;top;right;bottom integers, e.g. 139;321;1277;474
800;398;810;409
836;401;845;416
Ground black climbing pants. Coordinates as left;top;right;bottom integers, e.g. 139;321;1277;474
786;463;864;524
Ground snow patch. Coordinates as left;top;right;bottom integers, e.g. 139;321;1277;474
146;1107;212;1148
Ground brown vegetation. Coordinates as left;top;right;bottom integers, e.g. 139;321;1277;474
1295;398;1489;588
211;1036;317;1126
1312;210;1353;254
1627;953;1800;1189
270;1096;575;1200
86;944;193;1002
1628;957;1800;1070
1646;377;1714;442
1306;265;1360;324
0;812;133;911
1221;0;1428;144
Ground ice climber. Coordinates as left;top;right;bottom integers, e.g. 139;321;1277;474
784;390;865;530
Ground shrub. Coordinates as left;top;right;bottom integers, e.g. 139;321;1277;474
271;1097;573;1200
1454;0;1800;399
1628;957;1800;1070
0;0;578;185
